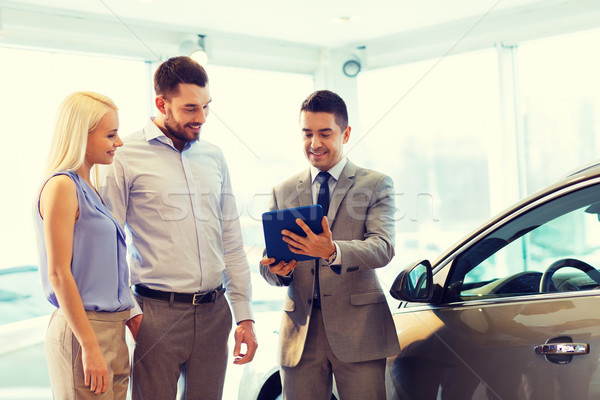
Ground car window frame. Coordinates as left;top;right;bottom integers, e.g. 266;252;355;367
431;176;600;307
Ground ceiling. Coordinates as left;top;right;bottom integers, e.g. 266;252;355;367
0;0;573;47
1;0;599;74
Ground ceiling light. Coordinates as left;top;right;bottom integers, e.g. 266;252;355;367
179;34;208;66
190;49;208;67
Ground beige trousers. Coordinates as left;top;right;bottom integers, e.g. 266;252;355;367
45;308;130;400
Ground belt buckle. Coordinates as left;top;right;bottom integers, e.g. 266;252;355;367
192;293;203;305
192;290;217;305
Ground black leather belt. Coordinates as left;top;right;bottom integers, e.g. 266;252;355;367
133;284;225;305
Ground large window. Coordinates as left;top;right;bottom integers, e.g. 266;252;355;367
518;28;600;194
356;28;600;284
357;49;500;274
0;47;150;270
203;65;313;230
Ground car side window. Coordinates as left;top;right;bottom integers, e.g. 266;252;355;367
444;184;600;302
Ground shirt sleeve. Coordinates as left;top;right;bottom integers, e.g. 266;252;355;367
128;291;143;319
98;154;130;227
98;155;143;316
219;156;254;323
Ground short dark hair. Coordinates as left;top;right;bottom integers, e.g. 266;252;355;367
300;90;348;130
154;56;209;99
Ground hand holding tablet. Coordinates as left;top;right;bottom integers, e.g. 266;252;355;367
262;205;324;263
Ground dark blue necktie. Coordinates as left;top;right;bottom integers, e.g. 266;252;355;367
313;171;331;309
316;171;331;217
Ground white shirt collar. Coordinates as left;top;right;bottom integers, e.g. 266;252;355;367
144;117;165;141
310;157;347;184
144;117;194;151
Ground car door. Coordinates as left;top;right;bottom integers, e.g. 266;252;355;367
387;181;600;400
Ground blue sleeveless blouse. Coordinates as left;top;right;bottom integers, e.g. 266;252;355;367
36;171;134;312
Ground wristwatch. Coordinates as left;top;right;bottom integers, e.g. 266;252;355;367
326;247;337;264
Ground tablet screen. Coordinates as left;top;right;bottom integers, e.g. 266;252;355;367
262;205;324;263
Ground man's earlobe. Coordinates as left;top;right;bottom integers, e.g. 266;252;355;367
343;126;351;143
155;97;167;114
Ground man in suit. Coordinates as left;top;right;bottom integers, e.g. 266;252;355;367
260;90;400;400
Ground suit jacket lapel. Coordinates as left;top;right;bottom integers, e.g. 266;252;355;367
328;161;356;229
296;169;312;207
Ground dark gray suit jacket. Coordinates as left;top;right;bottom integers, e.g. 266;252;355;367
260;160;401;367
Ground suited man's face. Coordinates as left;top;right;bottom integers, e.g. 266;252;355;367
300;111;350;171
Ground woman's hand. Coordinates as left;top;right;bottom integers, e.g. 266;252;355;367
82;343;109;394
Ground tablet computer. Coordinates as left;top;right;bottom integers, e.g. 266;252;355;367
262;205;324;263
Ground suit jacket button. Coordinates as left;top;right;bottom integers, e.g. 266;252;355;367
307;298;312;305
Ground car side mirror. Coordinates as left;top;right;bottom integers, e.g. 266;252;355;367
390;260;433;302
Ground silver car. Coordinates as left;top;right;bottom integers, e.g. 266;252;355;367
240;162;600;400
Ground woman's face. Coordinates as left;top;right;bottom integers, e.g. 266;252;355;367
85;109;122;166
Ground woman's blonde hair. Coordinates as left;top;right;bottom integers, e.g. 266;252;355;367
44;91;118;179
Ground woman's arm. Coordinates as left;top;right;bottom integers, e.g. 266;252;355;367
40;175;108;395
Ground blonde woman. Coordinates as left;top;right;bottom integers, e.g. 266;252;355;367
35;91;134;399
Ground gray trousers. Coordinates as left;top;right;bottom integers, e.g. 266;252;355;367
131;293;232;400
281;308;387;400
45;309;130;400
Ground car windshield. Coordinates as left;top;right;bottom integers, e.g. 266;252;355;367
444;183;600;302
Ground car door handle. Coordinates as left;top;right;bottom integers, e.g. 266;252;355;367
534;343;589;355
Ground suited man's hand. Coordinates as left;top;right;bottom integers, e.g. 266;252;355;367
282;217;336;260
261;257;298;276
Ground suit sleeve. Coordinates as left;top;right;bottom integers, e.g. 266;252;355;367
259;187;294;287
335;174;396;273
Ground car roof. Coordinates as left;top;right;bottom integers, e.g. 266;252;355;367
565;160;600;178
431;160;600;268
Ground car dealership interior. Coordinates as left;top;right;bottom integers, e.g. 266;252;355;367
1;0;600;399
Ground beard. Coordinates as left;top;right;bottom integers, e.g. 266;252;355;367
164;114;200;144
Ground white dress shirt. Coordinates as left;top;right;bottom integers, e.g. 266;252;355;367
309;158;347;265
99;118;252;323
